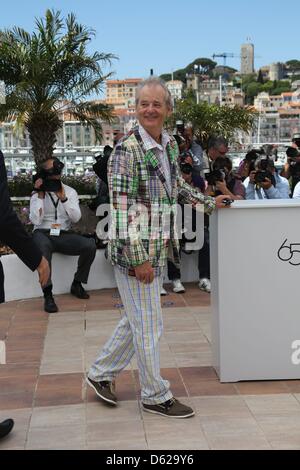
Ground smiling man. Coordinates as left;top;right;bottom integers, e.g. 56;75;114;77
86;77;229;418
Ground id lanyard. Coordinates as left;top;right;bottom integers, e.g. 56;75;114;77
48;193;60;221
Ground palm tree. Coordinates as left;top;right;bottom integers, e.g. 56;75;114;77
168;90;256;147
0;9;117;164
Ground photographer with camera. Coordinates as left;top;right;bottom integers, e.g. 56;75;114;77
199;157;244;293
243;155;290;200
206;156;245;201
281;145;300;195
237;149;263;181
291;140;300;197
281;133;300;181
30;157;97;313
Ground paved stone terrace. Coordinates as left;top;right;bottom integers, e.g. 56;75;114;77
1;284;300;450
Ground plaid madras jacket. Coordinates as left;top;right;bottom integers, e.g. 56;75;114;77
107;126;216;275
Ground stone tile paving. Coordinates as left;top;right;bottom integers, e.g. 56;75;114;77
1;283;300;449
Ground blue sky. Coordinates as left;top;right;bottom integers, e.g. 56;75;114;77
1;0;299;80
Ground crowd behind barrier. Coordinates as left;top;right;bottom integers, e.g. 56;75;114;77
2;129;300;302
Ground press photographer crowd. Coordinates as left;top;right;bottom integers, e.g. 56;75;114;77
3;127;300;304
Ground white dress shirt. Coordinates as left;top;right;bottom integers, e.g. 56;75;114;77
138;125;172;196
30;183;81;231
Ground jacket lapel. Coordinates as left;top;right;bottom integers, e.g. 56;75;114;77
166;141;178;202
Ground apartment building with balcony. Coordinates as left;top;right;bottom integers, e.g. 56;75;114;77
254;89;300;142
105;78;142;108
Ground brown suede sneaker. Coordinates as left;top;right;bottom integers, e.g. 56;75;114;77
143;398;194;418
86;376;117;406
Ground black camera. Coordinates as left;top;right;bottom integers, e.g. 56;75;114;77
180;162;193;175
254;158;276;186
287;148;300;179
205;169;225;186
33;158;64;192
254;170;275;185
176;120;184;135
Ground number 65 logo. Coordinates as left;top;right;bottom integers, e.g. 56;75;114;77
278;239;300;266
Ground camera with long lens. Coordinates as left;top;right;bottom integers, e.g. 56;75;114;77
286;147;300;189
254;158;276;186
176;120;184;136
205;169;225;186
180;162;193;175
33;158;64;192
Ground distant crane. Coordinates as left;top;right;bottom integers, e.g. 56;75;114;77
212;53;237;67
212;51;261;68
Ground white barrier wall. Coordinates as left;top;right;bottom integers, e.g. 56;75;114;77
2;250;200;302
211;199;300;382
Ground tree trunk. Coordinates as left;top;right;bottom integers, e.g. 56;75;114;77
26;112;62;165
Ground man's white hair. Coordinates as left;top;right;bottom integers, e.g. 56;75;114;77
135;77;173;109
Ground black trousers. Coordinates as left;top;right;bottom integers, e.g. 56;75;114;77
0;261;4;304
167;226;210;281
198;227;210;279
33;230;96;289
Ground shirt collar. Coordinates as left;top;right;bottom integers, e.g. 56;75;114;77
138;124;170;152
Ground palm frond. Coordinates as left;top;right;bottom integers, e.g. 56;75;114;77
0;9;116;162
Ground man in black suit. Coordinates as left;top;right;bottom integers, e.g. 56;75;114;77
0;150;49;439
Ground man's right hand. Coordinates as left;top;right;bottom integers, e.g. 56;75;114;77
37;256;50;288
134;261;154;284
215;195;232;209
34;178;45;199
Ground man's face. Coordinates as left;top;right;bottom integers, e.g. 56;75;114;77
136;85;171;137
209;144;228;161
182;171;192;184
183;128;193;146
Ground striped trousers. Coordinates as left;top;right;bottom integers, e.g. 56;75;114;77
88;267;173;405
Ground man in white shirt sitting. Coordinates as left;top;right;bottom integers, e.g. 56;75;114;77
30;158;96;313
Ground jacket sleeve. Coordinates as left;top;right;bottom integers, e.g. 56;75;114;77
264;176;290;199
0;152;42;271
108;144;149;267
177;167;216;214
